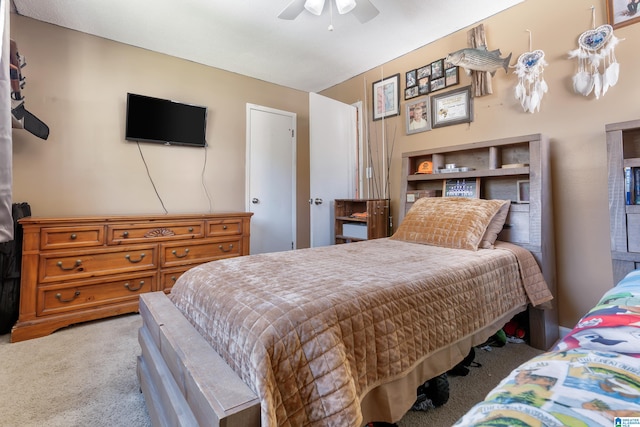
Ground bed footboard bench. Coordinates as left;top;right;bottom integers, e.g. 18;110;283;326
137;291;261;427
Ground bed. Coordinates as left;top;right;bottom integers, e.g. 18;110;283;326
137;197;554;426
454;269;640;427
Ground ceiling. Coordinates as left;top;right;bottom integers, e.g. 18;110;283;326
11;0;523;93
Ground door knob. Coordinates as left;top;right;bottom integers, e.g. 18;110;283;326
314;198;323;205
252;198;259;204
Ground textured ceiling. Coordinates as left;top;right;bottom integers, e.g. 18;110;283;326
11;0;524;92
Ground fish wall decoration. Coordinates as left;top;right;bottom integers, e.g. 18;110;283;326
445;47;512;77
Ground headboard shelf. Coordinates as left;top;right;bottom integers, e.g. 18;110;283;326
400;133;557;350
407;167;529;181
607;119;640;283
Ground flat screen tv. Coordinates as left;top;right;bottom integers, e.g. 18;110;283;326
125;93;208;147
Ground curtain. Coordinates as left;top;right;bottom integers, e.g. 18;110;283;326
0;0;13;243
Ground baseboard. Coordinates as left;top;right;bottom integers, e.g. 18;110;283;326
559;326;572;339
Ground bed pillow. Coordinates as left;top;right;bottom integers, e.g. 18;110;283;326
480;199;511;249
390;197;509;251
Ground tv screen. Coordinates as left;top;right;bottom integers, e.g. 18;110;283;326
125;93;207;147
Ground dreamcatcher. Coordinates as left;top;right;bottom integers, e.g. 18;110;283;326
568;7;622;99
513;30;548;113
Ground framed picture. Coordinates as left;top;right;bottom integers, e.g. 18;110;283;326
430;77;445;92
431;59;444;79
418;77;430;95
431;85;473;128
406;69;417;88
443;178;480;198
607;0;640;29
445;66;459;87
405;97;431;135
405;86;419;100
517;180;530;203
417;65;431;79
372;73;401;121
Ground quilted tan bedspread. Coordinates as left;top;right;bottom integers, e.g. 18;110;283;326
168;238;551;427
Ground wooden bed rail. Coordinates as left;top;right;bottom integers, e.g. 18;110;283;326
137;292;261;427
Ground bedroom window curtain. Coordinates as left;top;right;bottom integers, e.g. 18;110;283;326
0;0;13;243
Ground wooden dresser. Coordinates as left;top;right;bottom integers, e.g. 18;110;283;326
11;212;252;342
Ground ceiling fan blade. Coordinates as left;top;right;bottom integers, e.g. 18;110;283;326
277;0;307;20
351;0;379;23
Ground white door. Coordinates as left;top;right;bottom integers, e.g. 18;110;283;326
246;104;296;254
309;93;357;247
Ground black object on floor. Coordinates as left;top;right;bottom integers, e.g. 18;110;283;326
0;202;31;334
447;347;482;376
412;372;450;411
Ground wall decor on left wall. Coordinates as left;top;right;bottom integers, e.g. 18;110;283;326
372;73;400;120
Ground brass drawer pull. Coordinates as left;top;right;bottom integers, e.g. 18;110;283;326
172;248;190;258
125;253;146;263
57;260;82;271
70;233;77;240
56;290;80;303
122;231;129;238
124;281;144;292
222;225;228;230
218;244;233;253
171;276;177;282
188;227;194;232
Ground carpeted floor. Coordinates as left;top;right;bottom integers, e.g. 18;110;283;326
0;314;543;427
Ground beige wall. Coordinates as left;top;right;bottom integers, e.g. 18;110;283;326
10;14;311;248
322;0;640;328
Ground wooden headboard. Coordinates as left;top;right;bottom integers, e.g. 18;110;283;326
399;134;558;350
606;119;640;284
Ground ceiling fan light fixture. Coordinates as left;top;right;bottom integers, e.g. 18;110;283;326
304;0;325;16
335;0;356;14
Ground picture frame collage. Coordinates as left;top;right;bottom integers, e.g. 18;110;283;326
402;58;463;135
404;58;459;101
371;58;468;135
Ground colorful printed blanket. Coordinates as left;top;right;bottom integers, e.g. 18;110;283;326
455;270;640;427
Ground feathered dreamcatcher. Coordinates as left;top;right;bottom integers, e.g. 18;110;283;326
513;30;548;113
568;8;622;99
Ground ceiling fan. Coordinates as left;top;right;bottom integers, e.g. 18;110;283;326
278;0;379;24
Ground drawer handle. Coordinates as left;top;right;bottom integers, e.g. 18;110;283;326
222;225;228;230
125;253;146;263
188;227;194;232
124;281;144;292
70;233;77;240
57;260;82;271
56;290;80;303
218;244;233;253
123;231;129;238
171;276;177;282
172;248;190;258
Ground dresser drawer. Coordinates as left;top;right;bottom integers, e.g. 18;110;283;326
206;219;243;237
38;272;156;315
39;244;158;283
40;226;105;250
161;238;241;268
107;221;204;244
159;266;192;293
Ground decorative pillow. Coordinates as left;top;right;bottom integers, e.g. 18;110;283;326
390;197;510;251
480;199;511;249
